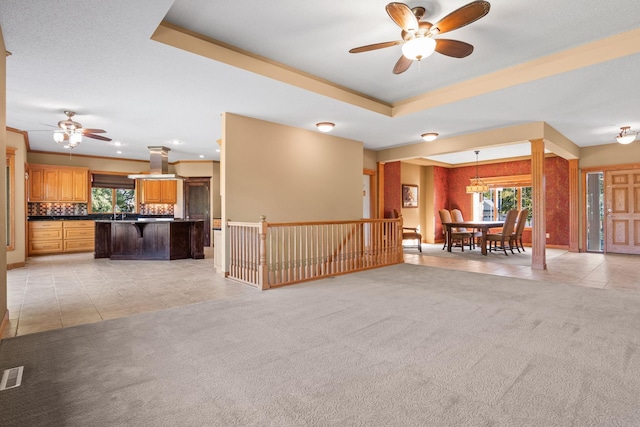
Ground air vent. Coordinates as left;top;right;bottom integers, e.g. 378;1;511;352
0;366;24;390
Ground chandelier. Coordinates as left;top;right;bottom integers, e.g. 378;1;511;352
53;111;83;149
466;150;489;193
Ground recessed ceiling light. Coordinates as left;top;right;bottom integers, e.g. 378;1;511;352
172;140;181;145
216;149;220;153
116;150;122;154
113;141;122;146
199;155;204;158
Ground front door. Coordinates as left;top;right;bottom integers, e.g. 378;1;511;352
184;177;211;247
605;169;640;254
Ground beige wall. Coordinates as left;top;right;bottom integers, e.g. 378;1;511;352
222;113;364;223
1;25;7;326
7;130;26;267
27;152;152;173
363;148;377;171
579;143;640;169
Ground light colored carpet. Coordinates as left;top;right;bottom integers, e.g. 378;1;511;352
1;263;640;426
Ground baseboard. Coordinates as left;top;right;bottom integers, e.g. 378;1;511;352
0;310;9;340
6;262;25;270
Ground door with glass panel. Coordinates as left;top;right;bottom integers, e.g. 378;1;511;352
585;172;604;252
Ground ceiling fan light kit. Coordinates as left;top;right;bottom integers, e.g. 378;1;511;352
402;37;436;60
349;1;490;74
50;110;111;150
316;122;335;132
616;126;637;144
421;132;439;141
466;150;489;194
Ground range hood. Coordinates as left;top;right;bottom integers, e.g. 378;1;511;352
128;146;184;180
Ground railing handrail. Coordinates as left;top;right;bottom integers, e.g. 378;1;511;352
228;218;399;227
226;216;403;290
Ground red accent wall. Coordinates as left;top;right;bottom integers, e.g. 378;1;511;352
384;161;401;218
443;156;569;246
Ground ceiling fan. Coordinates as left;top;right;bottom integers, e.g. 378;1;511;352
349;1;490;74
49;111;111;149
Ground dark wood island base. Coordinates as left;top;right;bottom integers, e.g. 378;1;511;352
95;220;204;260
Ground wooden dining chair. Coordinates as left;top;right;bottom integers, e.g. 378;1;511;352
486;209;519;255
438;209;473;252
511;209;529;252
450;209;482;249
393;209;422;252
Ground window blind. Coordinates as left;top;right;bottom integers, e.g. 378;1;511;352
91;173;135;189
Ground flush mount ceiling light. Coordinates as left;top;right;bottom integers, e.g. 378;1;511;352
316;122;335;132
466;150;489;194
421;132;439;142
401;37;436;61
616;126;637;144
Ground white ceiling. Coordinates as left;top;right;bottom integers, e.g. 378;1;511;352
1;0;639;165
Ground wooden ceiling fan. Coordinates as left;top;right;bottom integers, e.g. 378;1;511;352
349;1;490;74
53;110;111;142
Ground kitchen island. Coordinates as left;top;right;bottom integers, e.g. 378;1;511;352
95;219;204;260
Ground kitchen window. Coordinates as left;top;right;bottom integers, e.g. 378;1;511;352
90;173;136;213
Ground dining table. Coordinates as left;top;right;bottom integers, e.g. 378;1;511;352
442;220;505;255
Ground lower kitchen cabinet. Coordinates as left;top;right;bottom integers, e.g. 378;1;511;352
28;220;95;255
28;221;63;255
63;221;95;252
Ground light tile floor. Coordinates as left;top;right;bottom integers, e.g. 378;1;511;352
3;247;256;338
4;244;639;338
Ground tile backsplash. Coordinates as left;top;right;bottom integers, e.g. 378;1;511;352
139;204;174;216
28;202;174;216
28;203;88;216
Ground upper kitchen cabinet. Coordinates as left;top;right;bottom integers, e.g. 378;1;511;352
140;179;177;204
28;164;89;203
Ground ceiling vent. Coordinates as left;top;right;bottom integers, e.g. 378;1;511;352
128;146;184;180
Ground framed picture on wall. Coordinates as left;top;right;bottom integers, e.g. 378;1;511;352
402;184;418;208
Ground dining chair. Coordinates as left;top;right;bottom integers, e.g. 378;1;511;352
486;209;519;255
511;209;529;252
393;209;422;252
438;209;473;252
450;208;482;249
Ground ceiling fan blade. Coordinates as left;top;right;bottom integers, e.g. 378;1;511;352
84;133;112;142
431;1;490;35
81;128;106;134
349;40;403;54
435;39;474;58
393;55;413;74
386;2;419;32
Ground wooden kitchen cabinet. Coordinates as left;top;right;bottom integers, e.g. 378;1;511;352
27;164;89;203
141;180;177;204
63;220;95;252
29;220;95;255
28;221;63;254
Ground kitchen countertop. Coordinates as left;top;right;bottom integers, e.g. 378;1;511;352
95;218;203;223
28;215;175;221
